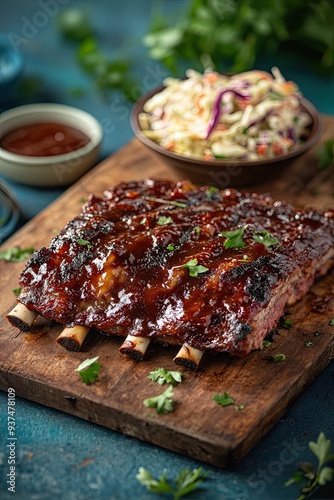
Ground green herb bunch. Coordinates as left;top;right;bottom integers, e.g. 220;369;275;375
144;0;334;75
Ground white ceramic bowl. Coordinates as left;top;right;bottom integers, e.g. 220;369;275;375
0;103;103;187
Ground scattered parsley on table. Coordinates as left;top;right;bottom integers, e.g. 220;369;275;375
75;356;101;384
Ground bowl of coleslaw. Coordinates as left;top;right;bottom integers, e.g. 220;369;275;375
131;68;322;187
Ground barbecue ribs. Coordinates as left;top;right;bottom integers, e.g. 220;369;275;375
9;179;334;359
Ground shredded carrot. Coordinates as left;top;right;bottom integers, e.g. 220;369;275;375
280;82;296;95
165;141;175;151
272;142;283;156
204;72;218;84
215;124;228;131
256;144;267;156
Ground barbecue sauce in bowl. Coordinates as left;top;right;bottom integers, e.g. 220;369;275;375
0;122;90;157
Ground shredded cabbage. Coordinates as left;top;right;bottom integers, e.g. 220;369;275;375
139;67;312;161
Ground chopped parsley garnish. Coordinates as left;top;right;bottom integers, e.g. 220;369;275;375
316;139;334;170
272;353;286;362
140;218;146;224
136;466;209;499
76;238;93;250
75;356;101;384
0;247;35;262
12;287;22;297
261;340;272;350
252;230;280;247
174;258;209;277
157;216;173;226
329;319;334;326
305;341;313;348
213;392;234;407
205;186;219;200
220;225;248;249
194;226;201;234
167;244;175;251
148;368;183;386
213;392;245;411
143;385;174;414
146;197;187;208
285;432;334;499
314;331;322;337
279;317;294;329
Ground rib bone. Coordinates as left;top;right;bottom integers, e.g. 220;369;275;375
56;325;90;351
173;344;204;370
119;335;150;361
6;303;38;332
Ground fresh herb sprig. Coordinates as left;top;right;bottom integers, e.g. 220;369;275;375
0;247;35;262
174;258;209;277
279;317;294;330
316;139;334;170
252;231;280;247
75;356;101;384
136;466;209;499
58;9;138;102
213;392;244;411
221;226;247;249
285;432;334;500
143;0;334;75
148;368;183;386
143;386;175;414
76;238;93;250
213;392;234;407
272;353;286;363
157;216;173;226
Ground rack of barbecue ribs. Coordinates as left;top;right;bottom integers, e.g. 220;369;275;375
6;179;334;369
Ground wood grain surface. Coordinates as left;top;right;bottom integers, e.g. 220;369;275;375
0;116;333;467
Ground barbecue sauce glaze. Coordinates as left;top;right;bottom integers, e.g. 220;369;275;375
0;122;90;156
18;179;334;356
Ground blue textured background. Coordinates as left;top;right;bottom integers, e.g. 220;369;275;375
0;1;334;499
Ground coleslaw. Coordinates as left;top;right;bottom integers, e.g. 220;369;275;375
138;68;312;161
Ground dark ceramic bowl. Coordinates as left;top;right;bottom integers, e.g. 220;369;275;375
131;85;322;188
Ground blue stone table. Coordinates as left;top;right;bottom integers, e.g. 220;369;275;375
0;1;333;499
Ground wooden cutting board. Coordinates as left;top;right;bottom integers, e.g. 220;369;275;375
0;116;333;468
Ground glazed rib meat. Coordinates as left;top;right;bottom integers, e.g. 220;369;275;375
17;179;334;356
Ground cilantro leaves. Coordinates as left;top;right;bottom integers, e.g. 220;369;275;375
316;139;334;170
174;258;209;277
75;356;101;384
220;226;280;249
148;368;183;386
136;466;209;499
221;226;247;249
285;432;334;499
213;392;234;407
143;386;175;414
0;247;35;262
271;353;286;362
76;238;93;249
213;392;245;411
252;230;280;247
157;216;173;226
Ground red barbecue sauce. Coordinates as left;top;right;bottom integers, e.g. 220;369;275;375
0;122;90;157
